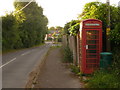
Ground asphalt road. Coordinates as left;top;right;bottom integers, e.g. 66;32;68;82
2;42;52;88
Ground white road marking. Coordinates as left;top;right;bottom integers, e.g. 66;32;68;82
0;58;16;68
21;51;31;56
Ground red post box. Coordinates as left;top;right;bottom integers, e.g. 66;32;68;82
79;19;102;74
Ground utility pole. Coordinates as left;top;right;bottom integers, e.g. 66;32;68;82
106;0;111;52
118;1;120;7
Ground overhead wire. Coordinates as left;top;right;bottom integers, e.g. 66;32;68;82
14;0;34;14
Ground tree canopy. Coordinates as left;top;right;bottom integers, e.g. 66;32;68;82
78;2;119;31
2;0;48;51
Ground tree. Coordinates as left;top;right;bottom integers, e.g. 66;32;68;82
109;6;120;46
49;27;56;31
63;22;71;35
14;0;48;47
2;13;21;50
110;23;120;46
78;2;118;31
2;0;48;52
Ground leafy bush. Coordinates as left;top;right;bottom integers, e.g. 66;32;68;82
86;70;120;88
110;23;120;76
112;47;120;76
68;21;80;36
63;20;80;36
63;46;73;63
110;23;120;45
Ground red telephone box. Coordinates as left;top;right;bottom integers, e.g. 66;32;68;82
79;19;102;74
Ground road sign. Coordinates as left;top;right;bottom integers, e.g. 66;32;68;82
106;27;110;35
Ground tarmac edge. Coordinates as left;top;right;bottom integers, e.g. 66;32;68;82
25;47;51;88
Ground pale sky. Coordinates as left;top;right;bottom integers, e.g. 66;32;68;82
0;0;119;27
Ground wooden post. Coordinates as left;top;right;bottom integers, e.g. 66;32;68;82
106;0;111;51
72;36;77;65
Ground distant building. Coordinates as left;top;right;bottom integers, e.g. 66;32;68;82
45;29;60;41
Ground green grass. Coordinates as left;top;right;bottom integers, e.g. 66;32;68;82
2;43;45;54
85;69;120;88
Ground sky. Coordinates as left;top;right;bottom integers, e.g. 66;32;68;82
0;0;119;27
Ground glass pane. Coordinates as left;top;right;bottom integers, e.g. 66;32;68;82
87;35;98;39
86;64;99;68
87;40;98;44
86;30;99;34
86;30;99;39
86;59;98;63
87;50;97;53
88;45;97;49
86;54;97;58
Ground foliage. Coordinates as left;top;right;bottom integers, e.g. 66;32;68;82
63;20;80;36
63;22;71;35
70;64;80;74
62;46;73;63
109;23;120;45
2;14;21;50
78;2;118;31
48;27;56;31
68;20;80;36
86;70;120;88
110;6;119;30
69;22;80;36
109;6;120;79
15;1;48;47
48;26;63;33
112;47;120;77
2;0;48;51
79;2;101;19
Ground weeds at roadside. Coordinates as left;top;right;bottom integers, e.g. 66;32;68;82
62;46;73;63
85;69;120;88
69;64;80;75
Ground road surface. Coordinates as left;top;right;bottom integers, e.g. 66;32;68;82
2;42;51;88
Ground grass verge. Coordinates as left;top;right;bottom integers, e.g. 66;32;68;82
2;43;45;54
85;69;120;88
